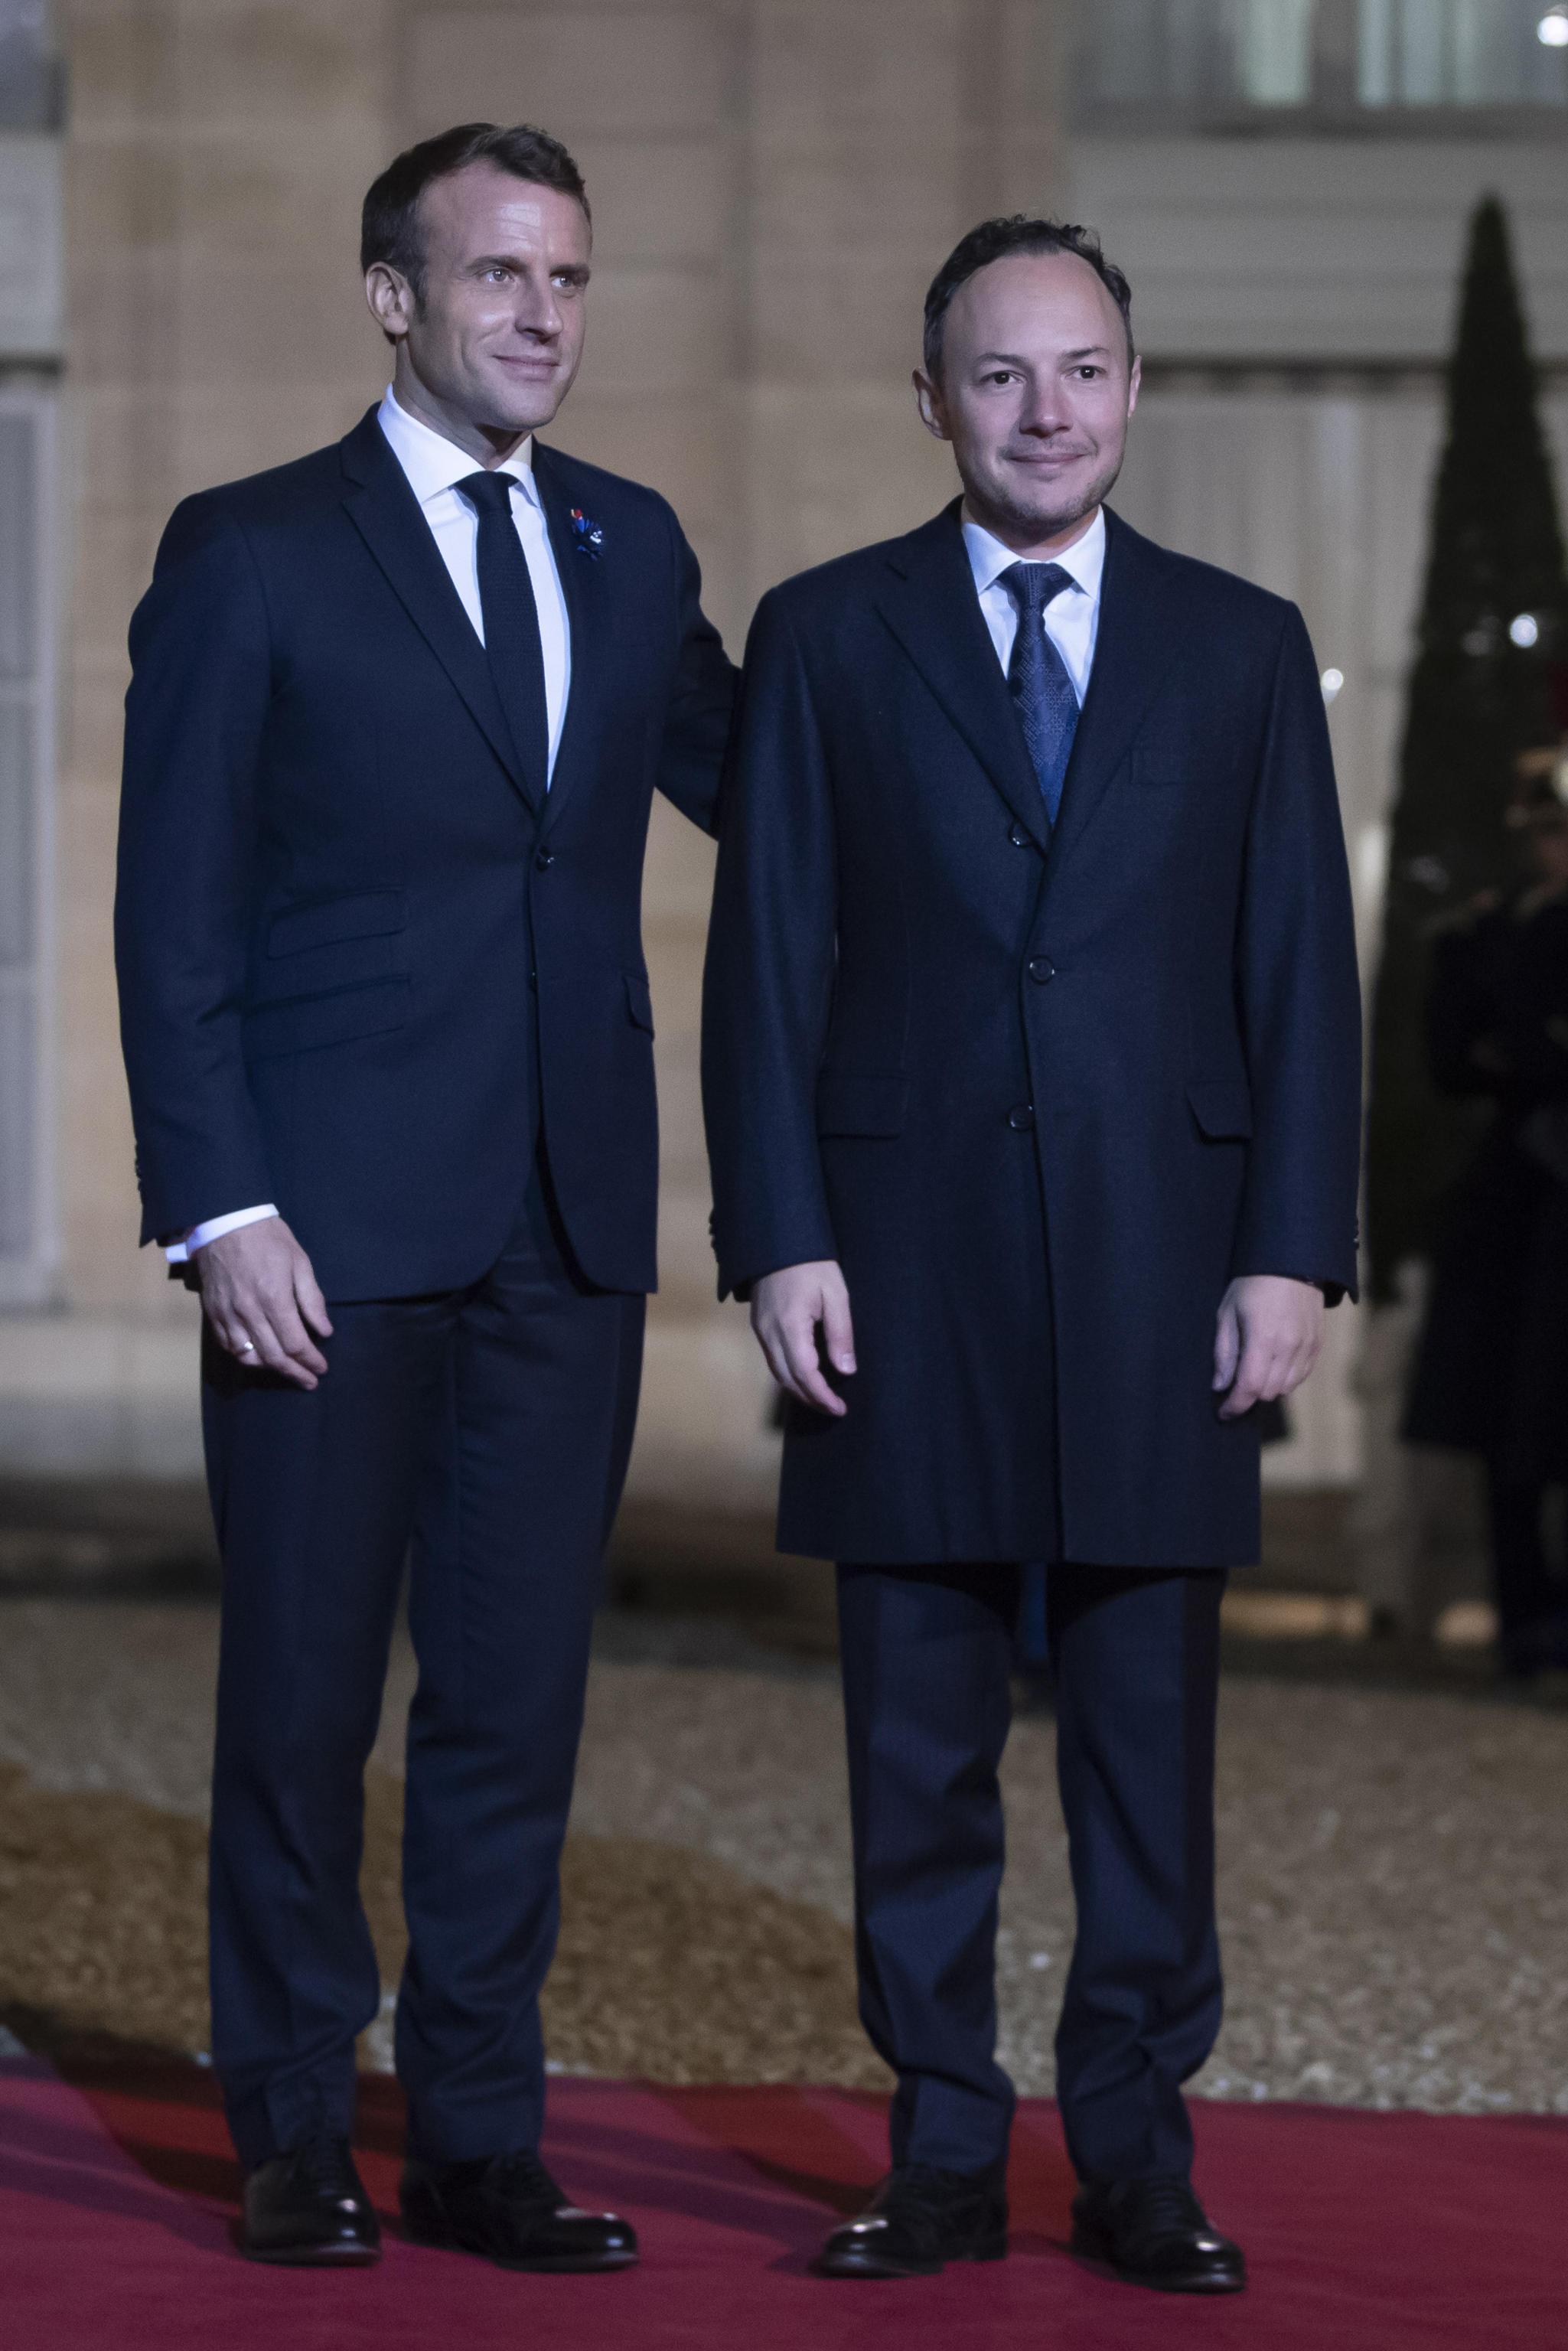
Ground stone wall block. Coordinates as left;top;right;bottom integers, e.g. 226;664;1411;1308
404;6;729;138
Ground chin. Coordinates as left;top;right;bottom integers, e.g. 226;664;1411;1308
999;461;1117;540
477;371;566;435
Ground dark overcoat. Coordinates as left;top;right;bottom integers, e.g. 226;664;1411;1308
1403;892;1568;1482
116;409;734;1300
702;504;1361;1567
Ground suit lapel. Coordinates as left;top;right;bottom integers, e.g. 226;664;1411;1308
532;444;605;840
873;505;1052;854
1047;507;1185;866
338;410;539;813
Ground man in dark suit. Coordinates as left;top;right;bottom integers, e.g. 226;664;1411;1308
116;122;734;2271
703;217;1360;2294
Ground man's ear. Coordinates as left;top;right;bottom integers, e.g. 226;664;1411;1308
913;368;950;443
365;262;413;346
1126;352;1142;421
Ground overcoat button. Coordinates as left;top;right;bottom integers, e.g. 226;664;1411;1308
1008;1104;1036;1132
535;849;555;871
1027;957;1055;983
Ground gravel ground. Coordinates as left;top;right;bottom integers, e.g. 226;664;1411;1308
0;1597;1564;2112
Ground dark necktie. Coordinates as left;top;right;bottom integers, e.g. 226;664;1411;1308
458;470;549;797
1000;561;1079;825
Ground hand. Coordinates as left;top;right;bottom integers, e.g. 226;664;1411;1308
198;1215;333;1390
751;1260;856;1418
1213;1275;1323;1420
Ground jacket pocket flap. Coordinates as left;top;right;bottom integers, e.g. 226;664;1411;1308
269;889;407;957
817;1071;910;1136
1187;1078;1253;1140
246;977;410;1061
624;971;655;1034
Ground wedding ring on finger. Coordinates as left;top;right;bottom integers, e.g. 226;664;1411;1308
236;1337;259;1357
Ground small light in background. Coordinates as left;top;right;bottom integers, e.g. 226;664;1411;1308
1320;666;1345;703
1509;611;1540;647
1539;7;1568;47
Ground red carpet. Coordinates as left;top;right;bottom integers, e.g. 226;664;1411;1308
0;2052;1560;2348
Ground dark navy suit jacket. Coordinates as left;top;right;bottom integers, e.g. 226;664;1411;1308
116;409;735;1299
702;504;1361;1567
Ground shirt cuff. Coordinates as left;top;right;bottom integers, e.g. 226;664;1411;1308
164;1205;281;1263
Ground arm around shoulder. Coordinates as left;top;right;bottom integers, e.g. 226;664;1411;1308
654;502;738;838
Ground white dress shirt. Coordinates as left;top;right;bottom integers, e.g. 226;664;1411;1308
374;384;572;777
168;386;573;1264
962;502;1106;703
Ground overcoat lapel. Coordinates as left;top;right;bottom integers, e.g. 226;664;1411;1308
532;444;606;840
873;504;1053;855
1046;507;1185;866
337;409;540;814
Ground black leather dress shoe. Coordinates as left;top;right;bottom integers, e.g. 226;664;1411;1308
240;2134;381;2265
1071;2176;1246;2294
815;2165;1008;2279
400;2150;637;2272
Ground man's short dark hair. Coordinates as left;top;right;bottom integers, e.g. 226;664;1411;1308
923;216;1134;378
360;122;589;298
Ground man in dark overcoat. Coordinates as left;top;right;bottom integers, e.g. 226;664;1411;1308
703;217;1361;2293
116;124;734;2271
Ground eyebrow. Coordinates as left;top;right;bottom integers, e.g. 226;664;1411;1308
972;343;1113;367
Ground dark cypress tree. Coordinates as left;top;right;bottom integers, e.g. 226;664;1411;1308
1365;194;1568;1300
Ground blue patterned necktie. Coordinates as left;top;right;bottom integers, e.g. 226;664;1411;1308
1000;561;1079;825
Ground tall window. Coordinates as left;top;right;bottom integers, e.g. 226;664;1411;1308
1076;1;1568;119
1359;0;1567;105
0;389;54;1303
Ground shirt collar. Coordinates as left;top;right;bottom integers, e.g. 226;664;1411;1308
961;502;1107;608
378;384;538;509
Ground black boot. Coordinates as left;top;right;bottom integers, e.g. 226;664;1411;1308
815;2165;1008;2279
401;2149;637;2272
1071;2175;1246;2293
240;2134;380;2265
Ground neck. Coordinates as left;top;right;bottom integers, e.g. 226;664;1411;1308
390;358;530;469
961;495;1100;562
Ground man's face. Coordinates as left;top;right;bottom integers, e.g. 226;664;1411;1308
367;164;592;448
916;251;1140;549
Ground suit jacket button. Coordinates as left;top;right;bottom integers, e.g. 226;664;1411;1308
1009;823;1029;846
535;849;555;871
1027;956;1055;983
1008;1104;1035;1132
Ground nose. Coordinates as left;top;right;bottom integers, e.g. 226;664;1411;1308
513;271;562;342
1017;381;1073;438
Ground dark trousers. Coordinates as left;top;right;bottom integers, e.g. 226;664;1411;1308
203;1164;644;2170
836;1560;1225;2186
